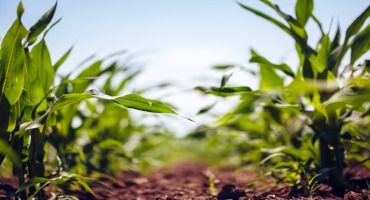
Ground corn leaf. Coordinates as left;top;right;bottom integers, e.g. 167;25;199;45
54;46;73;72
72;60;103;93
260;67;284;90
16;2;24;19
260;0;307;40
351;24;370;64
0;139;20;169
17;174;111;195
250;50;295;78
295;0;314;26
238;3;292;37
345;5;370;41
113;94;177;114
221;66;239;87
195;86;252;97
26;2;57;46
0;19;28;105
49;93;93;114
24;52;46;111
31;40;54;93
21;90;183;130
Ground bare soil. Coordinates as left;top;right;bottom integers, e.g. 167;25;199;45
1;161;370;200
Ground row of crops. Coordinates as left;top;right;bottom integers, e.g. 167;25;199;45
1;0;369;199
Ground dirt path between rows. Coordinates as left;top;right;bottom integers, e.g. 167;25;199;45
1;161;370;199
67;162;370;200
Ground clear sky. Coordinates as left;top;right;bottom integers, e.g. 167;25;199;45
1;0;369;135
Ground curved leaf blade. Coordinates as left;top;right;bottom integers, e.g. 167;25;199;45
0;19;28;105
31;40;54;93
351;24;370;64
250;50;295;78
345;5;370;41
113;94;176;114
295;0;314;26
26;2;57;46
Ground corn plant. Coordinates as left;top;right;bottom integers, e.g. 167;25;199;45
197;0;370;196
0;2;183;199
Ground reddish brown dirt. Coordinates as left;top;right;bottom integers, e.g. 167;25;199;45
1;161;370;200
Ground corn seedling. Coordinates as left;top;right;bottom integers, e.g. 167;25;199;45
0;2;183;199
197;0;370;196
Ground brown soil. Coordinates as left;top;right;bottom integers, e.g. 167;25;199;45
1;161;370;200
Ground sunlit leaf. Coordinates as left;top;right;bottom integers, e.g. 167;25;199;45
260;67;284;90
351;24;370;64
16;2;24;19
113;93;177;114
21;89;187;130
26;2;57;46
0;18;28;105
260;0;307;40
49;93;93;114
54;46;73;72
345;5;370;41
295;0;313;26
24;52;47;112
250;50;295;78
238;3;292;37
31;39;54;93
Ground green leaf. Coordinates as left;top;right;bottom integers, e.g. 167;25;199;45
309;55;326;74
113;93;177;114
345;139;370;149
295;0;314;26
195;86;252;97
31;39;54;93
312;15;324;34
330;26;341;52
316;34;331;68
221;66;239;87
351;24;370;64
17;174;111;196
20;90;187;130
250;50;295;78
16;2;24;19
260;0;308;40
240;1;314;57
54;46;73;72
285;80;317;95
0;139;20;169
308;168;331;191
72;60;103;93
345;5;370;41
49;93;93;114
24;52;47;111
212;64;234;70
238;3;292;37
0;18;28;105
17;177;49;193
26;2;57;46
260;67;284;90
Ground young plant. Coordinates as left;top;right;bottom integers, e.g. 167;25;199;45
0;2;183;199
197;0;369;196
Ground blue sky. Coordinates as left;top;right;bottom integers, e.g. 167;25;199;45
1;1;369;134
